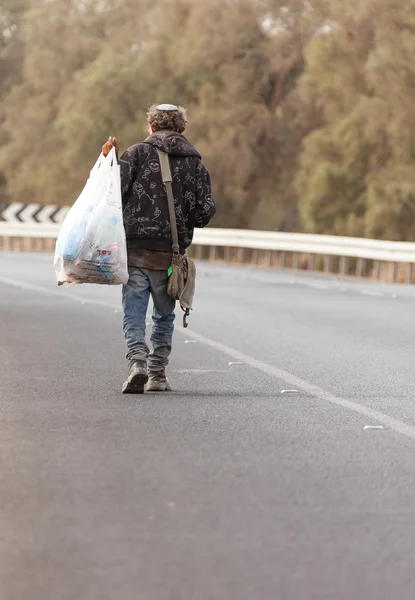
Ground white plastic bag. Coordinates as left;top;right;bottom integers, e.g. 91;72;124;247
54;147;128;286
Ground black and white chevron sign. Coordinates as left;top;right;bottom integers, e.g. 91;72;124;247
1;203;69;224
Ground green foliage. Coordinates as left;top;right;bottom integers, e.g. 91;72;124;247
0;0;28;204
1;0;415;240
297;0;415;240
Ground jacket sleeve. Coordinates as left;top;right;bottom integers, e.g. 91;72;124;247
194;160;216;228
119;146;139;202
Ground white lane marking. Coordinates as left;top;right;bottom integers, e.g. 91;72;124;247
0;277;120;309
3;275;415;440
360;290;383;297
180;328;415;439
308;283;328;290
177;369;228;374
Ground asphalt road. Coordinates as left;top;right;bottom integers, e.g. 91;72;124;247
2;252;415;600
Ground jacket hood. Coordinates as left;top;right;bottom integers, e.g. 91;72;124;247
144;130;201;158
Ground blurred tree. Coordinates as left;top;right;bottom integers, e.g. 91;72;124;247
297;0;415;240
181;0;323;230
0;0;323;231
364;0;415;240
1;0;414;240
1;0;119;205
0;0;28;206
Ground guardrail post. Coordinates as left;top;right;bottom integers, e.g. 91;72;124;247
309;254;315;271
339;256;347;276
280;251;286;268
209;246;217;261
390;262;396;283
293;252;299;270
407;263;413;284
373;261;380;280
23;237;34;251
266;250;273;267
196;245;203;260
356;258;364;278
252;249;259;265
324;255;331;273
224;247;231;263
237;247;244;263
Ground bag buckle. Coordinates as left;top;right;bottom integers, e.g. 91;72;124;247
182;308;190;328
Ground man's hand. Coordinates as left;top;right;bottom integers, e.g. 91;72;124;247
102;136;120;157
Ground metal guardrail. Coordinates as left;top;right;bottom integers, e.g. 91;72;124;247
191;228;415;263
0;223;61;238
1;222;415;282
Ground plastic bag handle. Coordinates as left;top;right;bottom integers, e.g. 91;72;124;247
90;153;104;175
106;146;118;167
91;146;117;176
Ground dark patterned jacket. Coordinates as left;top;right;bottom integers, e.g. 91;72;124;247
119;130;216;254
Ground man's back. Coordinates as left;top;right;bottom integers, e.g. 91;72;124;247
120;130;216;256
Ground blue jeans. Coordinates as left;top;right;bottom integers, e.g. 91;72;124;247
122;267;176;370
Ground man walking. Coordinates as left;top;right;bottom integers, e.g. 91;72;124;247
102;104;216;394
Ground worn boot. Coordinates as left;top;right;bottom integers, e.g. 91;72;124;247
147;369;172;392
122;360;149;394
